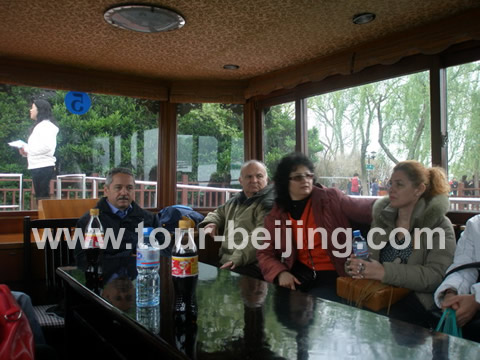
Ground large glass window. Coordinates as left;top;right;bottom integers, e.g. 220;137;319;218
263;102;296;175
446;60;480;207
263;101;324;178
306;72;431;195
176;103;244;208
0;85;159;210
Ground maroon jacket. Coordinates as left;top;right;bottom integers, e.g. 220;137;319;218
257;185;375;283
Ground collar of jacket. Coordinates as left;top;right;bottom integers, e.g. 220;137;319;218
309;184;330;206
374;194;450;230
236;184;274;205
96;197;144;218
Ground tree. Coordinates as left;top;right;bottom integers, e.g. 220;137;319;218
177;103;243;184
0;85;45;174
264;102;323;176
51;91;159;178
0;85;159;180
308;71;432;192
446;61;480;185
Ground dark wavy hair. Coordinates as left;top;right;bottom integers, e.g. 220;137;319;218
273;152;314;209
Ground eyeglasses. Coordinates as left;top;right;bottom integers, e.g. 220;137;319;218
289;173;315;182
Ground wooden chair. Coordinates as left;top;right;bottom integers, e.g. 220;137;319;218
23;216;79;330
38;198;99;219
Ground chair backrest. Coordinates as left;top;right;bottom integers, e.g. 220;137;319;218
38;198;99;219
23;216;79;304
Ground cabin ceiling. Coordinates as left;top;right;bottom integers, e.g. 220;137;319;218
1;0;480;99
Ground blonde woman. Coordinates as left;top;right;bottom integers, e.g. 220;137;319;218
348;160;455;328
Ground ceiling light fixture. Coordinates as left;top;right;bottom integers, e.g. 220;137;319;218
223;64;240;70
352;12;376;25
104;4;185;33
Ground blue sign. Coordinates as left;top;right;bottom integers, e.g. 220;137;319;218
65;92;91;115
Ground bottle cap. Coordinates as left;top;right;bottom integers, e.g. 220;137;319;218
143;227;153;236
353;230;361;237
89;208;99;216
178;218;194;229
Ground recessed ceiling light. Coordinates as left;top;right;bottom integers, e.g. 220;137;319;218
104;4;185;33
352;12;376;25
223;64;240;70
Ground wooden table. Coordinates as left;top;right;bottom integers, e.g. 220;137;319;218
57;259;480;360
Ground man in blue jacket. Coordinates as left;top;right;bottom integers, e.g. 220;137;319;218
74;167;159;268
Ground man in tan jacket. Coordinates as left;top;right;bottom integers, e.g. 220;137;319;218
200;160;274;277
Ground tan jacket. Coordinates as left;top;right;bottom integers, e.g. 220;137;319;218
370;195;456;310
200;185;274;266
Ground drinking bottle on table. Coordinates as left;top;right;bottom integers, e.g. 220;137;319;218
136;227;160;307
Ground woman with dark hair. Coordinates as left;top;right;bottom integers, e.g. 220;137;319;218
19;99;59;200
257;152;374;300
347;160;455;328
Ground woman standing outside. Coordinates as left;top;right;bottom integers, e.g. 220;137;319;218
19;99;59;200
257;152;374;300
348;160;456;328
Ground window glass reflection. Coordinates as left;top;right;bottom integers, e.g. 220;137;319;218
176;103;244;208
0;85;159;210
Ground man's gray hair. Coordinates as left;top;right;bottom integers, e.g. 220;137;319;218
240;160;268;176
105;167;135;186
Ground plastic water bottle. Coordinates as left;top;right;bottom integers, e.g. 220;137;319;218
352;230;370;261
136;305;160;334
136;227;160;307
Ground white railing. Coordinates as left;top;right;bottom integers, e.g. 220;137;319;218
55;175;158;208
56;174;86;199
55;174;239;208
0;173;23;210
2;173;480;211
449;197;480;212
176;184;241;201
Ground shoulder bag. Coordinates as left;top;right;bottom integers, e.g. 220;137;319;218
0;285;34;360
336;277;411;314
435;308;463;338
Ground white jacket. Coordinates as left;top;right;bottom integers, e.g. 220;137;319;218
434;214;480;307
25;120;58;169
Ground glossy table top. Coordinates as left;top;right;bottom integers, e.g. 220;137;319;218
59;254;480;360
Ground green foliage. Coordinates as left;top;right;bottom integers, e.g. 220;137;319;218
177;103;244;183
0;86;159;180
447;61;480;180
3;60;479;201
0;85;41;175
52;91;158;177
264;103;323;176
308;71;433;191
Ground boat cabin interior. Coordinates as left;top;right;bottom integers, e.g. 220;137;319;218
1;0;480;357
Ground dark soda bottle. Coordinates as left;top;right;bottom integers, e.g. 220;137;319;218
172;219;198;320
174;318;197;360
84;208;104;293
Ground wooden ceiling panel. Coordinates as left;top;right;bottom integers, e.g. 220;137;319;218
1;0;479;99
